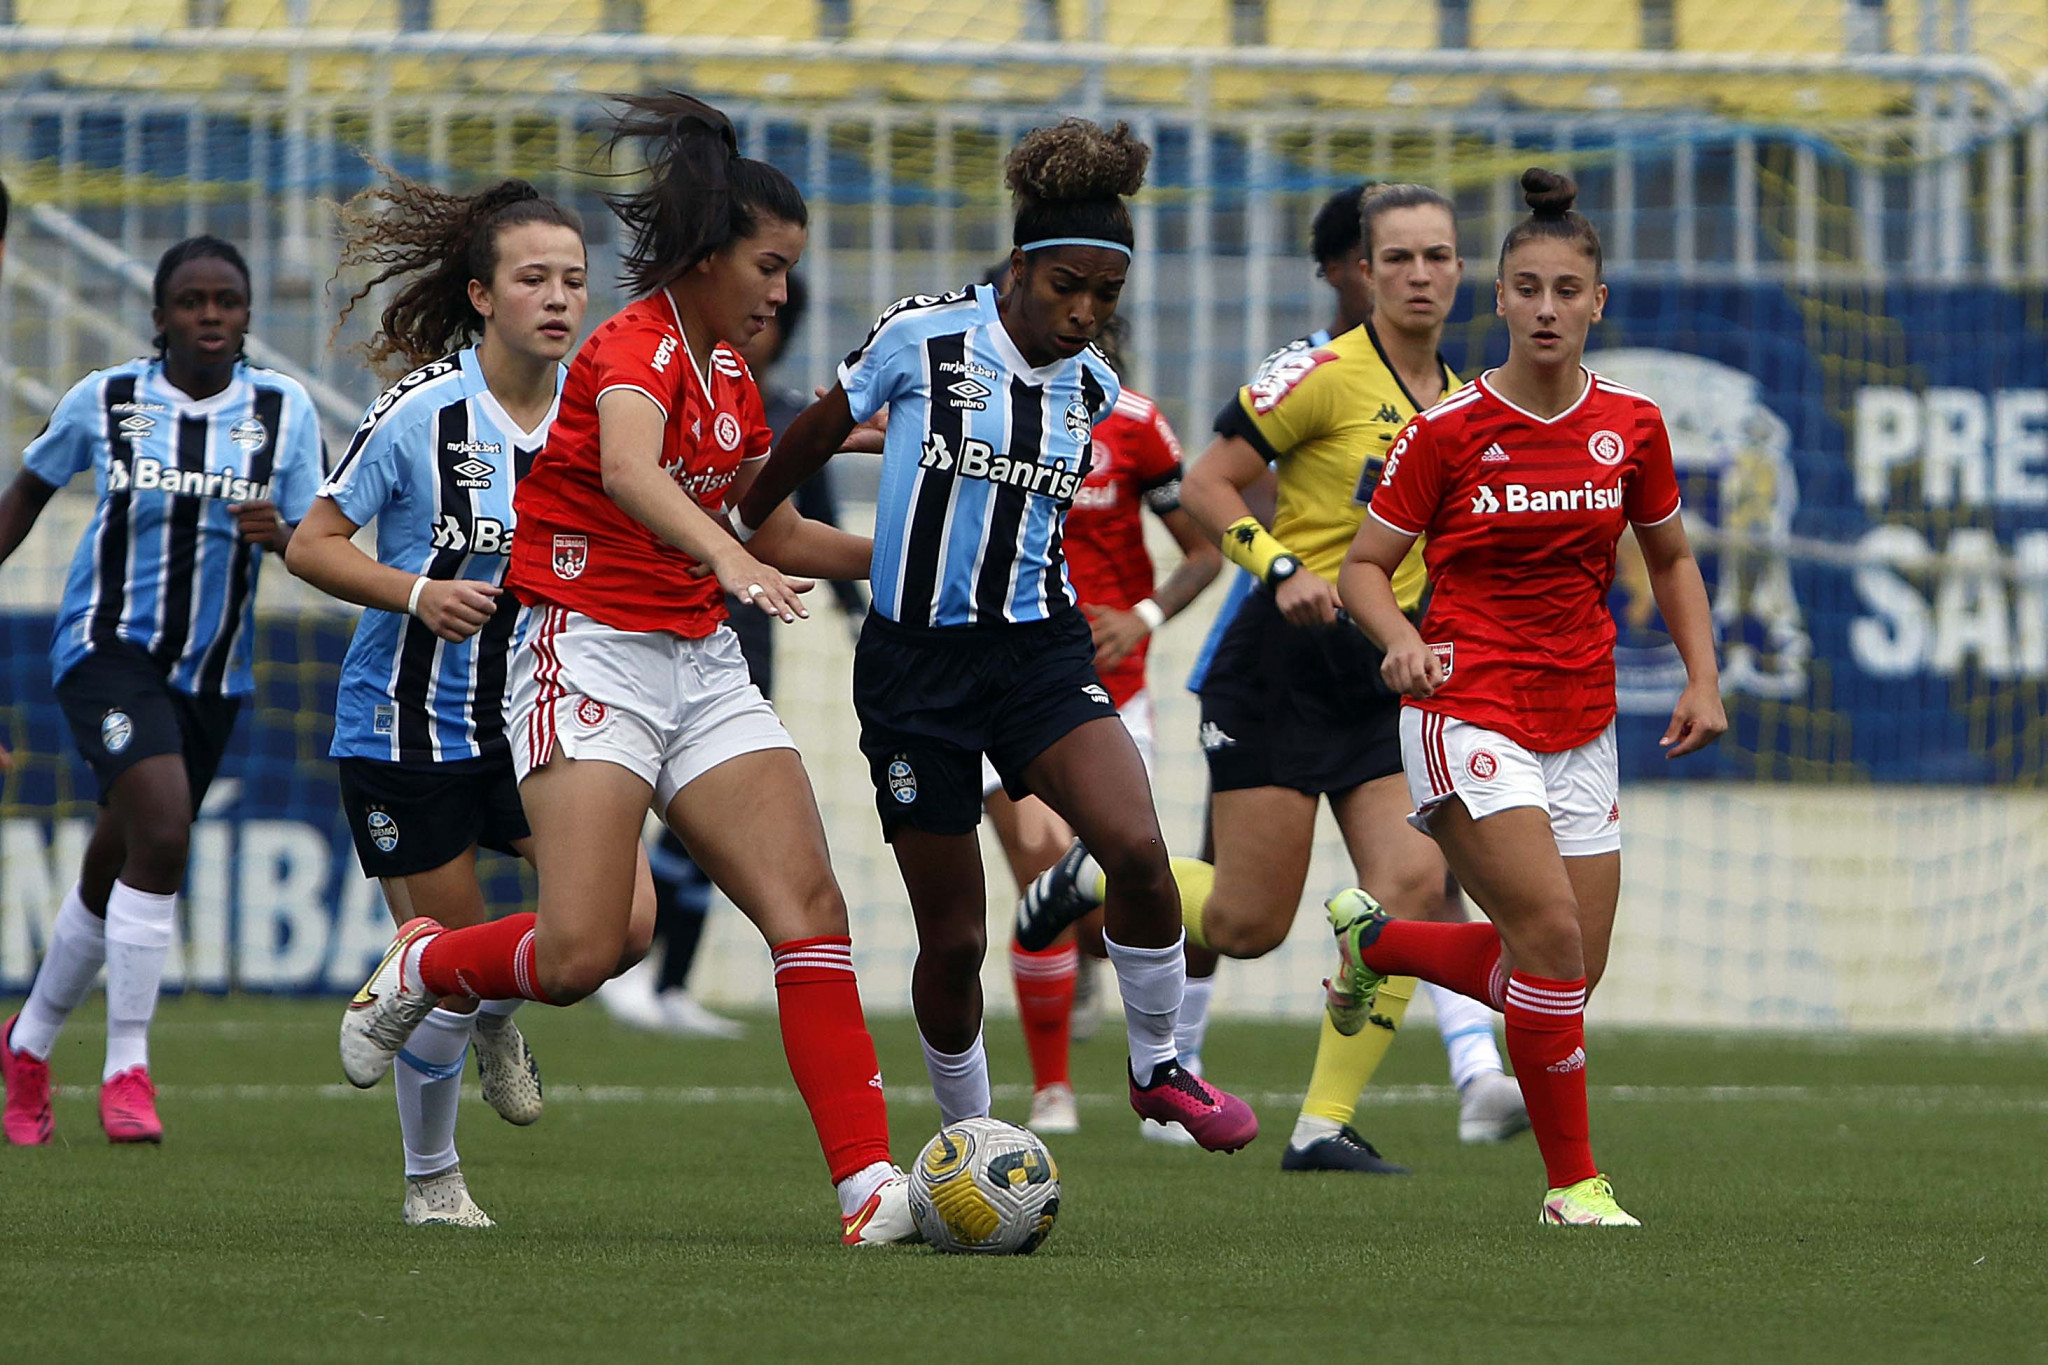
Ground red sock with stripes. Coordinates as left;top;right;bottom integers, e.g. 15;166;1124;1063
1010;940;1078;1092
772;936;894;1184
1503;971;1597;1189
415;913;554;1003
1358;919;1506;1009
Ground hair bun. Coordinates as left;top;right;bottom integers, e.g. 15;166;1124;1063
1005;119;1149;204
1520;167;1578;219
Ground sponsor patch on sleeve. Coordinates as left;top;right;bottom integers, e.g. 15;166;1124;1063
1245;347;1337;416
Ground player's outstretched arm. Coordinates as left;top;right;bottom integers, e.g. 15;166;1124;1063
735;383;858;536
1634;513;1726;759
598;389;812;622
0;468;57;568
286;497;501;643
1340;516;1439;697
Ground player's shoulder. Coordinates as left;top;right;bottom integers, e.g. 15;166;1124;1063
240;359;320;411
1416;378;1487;427
1241;339;1343;417
1109;386;1158;425
1587;369;1665;422
56;357;152;411
848;287;979;358
591;295;682;347
345;353;467;453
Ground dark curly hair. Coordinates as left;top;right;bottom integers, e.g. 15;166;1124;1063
601;91;807;297
1498;167;1601;277
1309;182;1372;267
1005;118;1150;253
332;161;583;377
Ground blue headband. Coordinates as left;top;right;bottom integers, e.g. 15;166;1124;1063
1018;237;1133;260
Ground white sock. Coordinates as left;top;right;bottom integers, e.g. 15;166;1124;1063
396;1007;475;1178
835;1160;897;1219
102;880;176;1081
1103;930;1185;1085
1429;983;1506;1091
1289;1113;1342;1149
1174;974;1214;1067
476;997;521;1022
918;1029;991;1124
13;886;107;1060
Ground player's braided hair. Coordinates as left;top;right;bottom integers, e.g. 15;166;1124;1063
1005;118;1150;252
601;90;807;297
1498;167;1602;277
1359;182;1458;257
332;161;583;378
152;235;251;359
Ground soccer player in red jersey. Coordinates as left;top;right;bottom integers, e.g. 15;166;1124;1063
1002;324;1220;1137
338;92;920;1246
1332;169;1727;1226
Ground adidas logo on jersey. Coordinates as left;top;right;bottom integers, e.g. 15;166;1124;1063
1469;482;1624;516
919;431;1086;501
1481;443;1510;463
104;455;271;503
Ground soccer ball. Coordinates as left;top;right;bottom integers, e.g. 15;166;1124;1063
908;1117;1061;1255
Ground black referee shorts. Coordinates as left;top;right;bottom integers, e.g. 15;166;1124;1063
1198;584;1405;797
54;640;241;808
852;609;1118;840
337;754;530;880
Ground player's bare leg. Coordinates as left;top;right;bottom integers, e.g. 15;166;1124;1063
989;791;1082;1135
892;826;994;1123
1024;717;1257;1153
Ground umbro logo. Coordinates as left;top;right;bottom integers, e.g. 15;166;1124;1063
1199;721;1235;751
450;458;494;488
947;378;991;411
1374;403;1403;423
1481;443;1510;463
1471;485;1502;514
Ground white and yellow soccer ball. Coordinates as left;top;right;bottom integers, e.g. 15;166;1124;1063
908;1117;1061;1255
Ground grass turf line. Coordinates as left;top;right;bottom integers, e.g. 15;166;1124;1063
1;995;2041;1364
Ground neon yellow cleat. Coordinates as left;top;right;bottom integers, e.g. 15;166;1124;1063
1540;1175;1641;1227
1323;889;1390;1037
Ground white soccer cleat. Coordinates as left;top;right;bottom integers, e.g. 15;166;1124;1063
1458;1070;1532;1145
341;917;444;1089
403;1166;496;1228
1138;1117;1199;1147
1027;1082;1080;1135
656;992;747;1040
842;1170;922;1247
473;1011;543;1126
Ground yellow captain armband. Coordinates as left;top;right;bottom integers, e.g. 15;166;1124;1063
1221;516;1297;584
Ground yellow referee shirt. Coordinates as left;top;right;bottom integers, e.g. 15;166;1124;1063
1221;322;1455;613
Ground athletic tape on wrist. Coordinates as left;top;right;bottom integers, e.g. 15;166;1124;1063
406;575;429;618
1132;598;1166;632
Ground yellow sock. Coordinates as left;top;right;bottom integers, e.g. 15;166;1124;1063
1298;975;1416;1125
1170;856;1214;951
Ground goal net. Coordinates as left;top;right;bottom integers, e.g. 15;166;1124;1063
2;3;2045;1033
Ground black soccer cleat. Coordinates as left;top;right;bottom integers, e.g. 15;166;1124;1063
1014;840;1100;952
1279;1125;1413;1175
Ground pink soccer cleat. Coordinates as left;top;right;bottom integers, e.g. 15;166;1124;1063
2;1015;55;1146
99;1065;163;1144
1128;1060;1258;1154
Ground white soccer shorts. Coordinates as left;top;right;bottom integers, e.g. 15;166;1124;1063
1400;708;1621;857
978;687;1157;798
511;605;795;810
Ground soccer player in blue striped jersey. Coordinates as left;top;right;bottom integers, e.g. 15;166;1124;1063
742;119;1258;1154
0;237;323;1146
289;171;651;1227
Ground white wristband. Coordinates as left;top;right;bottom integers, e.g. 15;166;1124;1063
406;575;429;618
733;511;762;543
1132;597;1166;632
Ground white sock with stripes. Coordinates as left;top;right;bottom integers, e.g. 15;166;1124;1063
396;1007;475;1178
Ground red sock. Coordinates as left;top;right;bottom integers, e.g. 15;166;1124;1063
1504;971;1596;1189
1010;941;1077;1091
772;936;893;1185
1359;919;1506;1009
416;913;553;1003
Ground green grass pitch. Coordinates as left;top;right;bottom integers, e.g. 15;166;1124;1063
2;995;2041;1363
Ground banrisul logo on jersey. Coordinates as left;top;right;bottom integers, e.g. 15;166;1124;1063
918;431;1087;502
104;456;271;503
1467;481;1624;516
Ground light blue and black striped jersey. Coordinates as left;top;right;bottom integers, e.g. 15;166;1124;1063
320;348;561;764
840;284;1121;628
25;357;325;697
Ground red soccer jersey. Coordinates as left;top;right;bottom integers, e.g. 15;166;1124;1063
1063;388;1185;706
509;293;770;637
1368;369;1682;752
